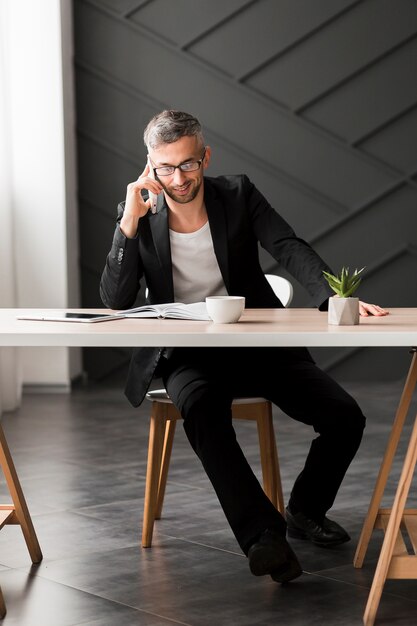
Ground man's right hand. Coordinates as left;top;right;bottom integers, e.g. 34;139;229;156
120;163;163;238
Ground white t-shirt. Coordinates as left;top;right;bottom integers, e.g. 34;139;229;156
169;221;228;303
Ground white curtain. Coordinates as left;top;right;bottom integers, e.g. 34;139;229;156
0;1;22;415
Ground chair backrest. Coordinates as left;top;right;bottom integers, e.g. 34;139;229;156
265;274;293;307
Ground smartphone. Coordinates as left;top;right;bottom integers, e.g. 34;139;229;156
147;157;159;214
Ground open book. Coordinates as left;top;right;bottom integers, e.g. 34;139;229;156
17;302;211;324
119;302;210;321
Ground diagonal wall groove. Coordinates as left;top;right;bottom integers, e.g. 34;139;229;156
180;0;257;51
123;0;153;20
236;0;363;83
308;182;408;246
352;103;417;147
75;61;349;215
79;0;410;194
295;32;417;115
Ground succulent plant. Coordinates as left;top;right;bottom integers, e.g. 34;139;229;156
322;266;365;298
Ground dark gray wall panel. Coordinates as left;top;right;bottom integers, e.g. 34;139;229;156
353;245;417;308
358;107;417;174
304;38;417;142
315;347;412;383
74;1;397;209
75;68;153;162
187;0;356;78
77;136;138;219
73;0;417;381
246;0;417;110
311;186;417;296
79;201;119;287
129;0;249;48
96;0;143;14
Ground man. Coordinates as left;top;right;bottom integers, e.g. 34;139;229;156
100;110;387;583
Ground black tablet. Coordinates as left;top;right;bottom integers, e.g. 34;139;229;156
17;312;122;323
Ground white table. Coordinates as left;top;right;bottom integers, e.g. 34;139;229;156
2;306;417;347
1;307;417;626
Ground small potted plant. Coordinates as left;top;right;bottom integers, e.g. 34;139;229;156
323;266;365;325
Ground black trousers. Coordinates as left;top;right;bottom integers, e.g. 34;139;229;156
161;347;366;554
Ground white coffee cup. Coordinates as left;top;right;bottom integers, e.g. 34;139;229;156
205;296;245;324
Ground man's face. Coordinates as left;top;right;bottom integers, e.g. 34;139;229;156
148;136;210;205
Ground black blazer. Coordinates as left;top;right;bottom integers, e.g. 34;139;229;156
100;174;333;407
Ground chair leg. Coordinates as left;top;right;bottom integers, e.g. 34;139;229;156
155;419;177;519
270;422;285;515
142;408;167;548
256;404;285;514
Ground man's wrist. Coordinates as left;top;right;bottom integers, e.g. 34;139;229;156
120;214;140;239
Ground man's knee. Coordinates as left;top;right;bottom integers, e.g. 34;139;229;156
317;394;366;438
178;386;233;453
341;395;366;432
175;383;228;418
344;403;366;450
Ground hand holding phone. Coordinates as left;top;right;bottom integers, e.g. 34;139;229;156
121;161;162;237
147;158;159;214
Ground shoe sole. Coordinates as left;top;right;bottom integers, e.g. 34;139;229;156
287;526;350;547
249;546;288;577
270;561;303;584
249;545;303;583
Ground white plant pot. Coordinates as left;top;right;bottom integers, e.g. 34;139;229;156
328;296;359;325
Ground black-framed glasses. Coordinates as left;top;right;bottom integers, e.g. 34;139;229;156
150;149;206;177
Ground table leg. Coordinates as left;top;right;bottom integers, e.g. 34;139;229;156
354;350;417;568
0;424;42;563
363;410;417;626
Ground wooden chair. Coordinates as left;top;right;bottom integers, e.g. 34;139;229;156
142;275;293;548
0;421;43;617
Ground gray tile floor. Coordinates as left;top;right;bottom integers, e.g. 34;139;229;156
0;374;417;625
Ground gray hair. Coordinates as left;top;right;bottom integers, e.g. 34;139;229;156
143;110;204;150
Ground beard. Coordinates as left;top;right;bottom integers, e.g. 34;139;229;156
160;177;202;204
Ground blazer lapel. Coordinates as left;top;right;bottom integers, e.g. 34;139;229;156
205;181;230;291
149;201;175;300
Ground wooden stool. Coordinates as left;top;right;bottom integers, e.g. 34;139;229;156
354;348;417;626
0;421;43;617
142;390;284;547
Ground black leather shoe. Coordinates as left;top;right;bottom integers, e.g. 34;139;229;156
248;529;302;583
286;507;350;547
